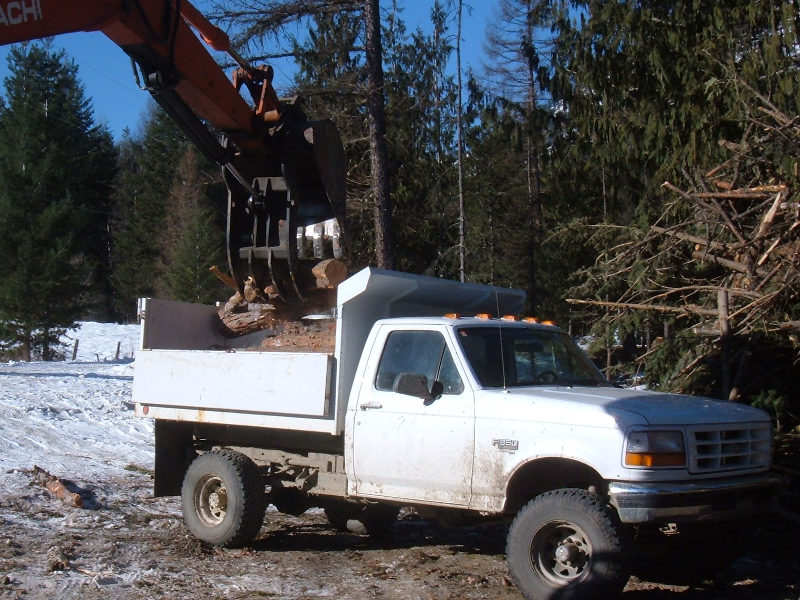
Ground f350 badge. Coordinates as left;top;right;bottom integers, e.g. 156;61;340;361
492;438;519;451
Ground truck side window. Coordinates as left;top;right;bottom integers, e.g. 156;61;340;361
437;346;465;394
375;331;463;395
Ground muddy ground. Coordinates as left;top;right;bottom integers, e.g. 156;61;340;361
0;467;798;600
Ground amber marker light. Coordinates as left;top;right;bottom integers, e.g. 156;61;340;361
523;317;540;323
444;313;461;319
624;453;687;467
475;313;491;319
501;315;519;321
624;430;686;468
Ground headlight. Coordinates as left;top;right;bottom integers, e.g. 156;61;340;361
625;430;686;468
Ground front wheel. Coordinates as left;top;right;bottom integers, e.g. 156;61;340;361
181;450;267;547
506;488;629;600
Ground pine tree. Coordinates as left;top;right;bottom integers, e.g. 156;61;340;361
162;147;227;303
461;80;530;290
0;43;116;360
109;106;191;320
383;2;460;277
549;0;800;222
483;0;560;310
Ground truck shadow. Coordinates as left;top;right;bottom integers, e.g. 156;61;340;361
251;515;508;555
247;514;797;600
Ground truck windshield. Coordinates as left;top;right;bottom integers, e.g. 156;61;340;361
456;326;608;388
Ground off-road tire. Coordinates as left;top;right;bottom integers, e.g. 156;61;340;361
506;488;629;600
181;450;266;547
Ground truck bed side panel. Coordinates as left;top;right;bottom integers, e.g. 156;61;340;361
134;350;333;418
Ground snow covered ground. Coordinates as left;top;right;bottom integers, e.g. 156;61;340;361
0;322;148;480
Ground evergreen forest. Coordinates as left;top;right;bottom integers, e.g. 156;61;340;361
0;1;797;431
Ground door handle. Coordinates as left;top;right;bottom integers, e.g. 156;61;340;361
359;402;383;410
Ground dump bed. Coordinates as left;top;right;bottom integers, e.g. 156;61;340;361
132;298;338;433
133;268;525;435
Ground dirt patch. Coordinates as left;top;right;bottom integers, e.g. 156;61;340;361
0;470;798;600
259;319;336;353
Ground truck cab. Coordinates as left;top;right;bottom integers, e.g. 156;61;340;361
346;314;775;520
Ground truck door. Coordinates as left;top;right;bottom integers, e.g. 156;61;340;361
350;328;474;506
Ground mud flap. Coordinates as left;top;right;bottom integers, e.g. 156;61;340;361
154;420;195;497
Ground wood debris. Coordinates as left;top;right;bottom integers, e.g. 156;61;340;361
215;259;346;347
32;465;83;508
259;319;336;354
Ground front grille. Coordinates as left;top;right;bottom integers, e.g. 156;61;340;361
687;423;771;474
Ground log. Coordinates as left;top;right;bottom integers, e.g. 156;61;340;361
209;265;239;291
566;298;718;317
312;258;348;289
218;308;276;337
32;465;83;508
691;250;769;277
650;226;729;251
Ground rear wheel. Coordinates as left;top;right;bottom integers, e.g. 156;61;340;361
181;450;266;547
506;488;629;600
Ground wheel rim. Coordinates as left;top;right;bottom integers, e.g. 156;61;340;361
194;474;228;526
530;520;592;585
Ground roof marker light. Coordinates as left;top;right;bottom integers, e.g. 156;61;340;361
542;320;557;326
523;317;540;324
444;313;461;319
475;313;491;320
501;315;518;321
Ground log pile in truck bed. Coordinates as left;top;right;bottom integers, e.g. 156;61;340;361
212;259;344;353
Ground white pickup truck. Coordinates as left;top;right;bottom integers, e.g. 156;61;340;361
133;267;778;600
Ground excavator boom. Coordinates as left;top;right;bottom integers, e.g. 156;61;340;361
0;0;346;303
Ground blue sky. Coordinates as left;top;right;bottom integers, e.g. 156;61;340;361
0;1;494;141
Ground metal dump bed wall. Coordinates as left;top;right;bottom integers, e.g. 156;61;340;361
133;298;337;433
133;269;525;435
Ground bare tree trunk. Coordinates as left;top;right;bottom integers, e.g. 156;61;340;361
524;16;542;310
22;332;31;362
456;0;466;282
364;0;394;269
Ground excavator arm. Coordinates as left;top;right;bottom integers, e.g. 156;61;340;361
0;0;346;302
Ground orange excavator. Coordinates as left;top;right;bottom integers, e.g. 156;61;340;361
0;0;346;302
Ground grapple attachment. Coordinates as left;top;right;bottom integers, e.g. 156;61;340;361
225;115;347;303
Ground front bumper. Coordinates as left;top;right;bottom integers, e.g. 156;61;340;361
608;472;781;524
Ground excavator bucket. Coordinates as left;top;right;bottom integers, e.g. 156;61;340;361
225;112;347;303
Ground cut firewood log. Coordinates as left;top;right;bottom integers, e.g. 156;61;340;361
32;466;83;508
312;258;348;289
218;308;276;337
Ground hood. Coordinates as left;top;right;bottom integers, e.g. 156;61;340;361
499;386;769;427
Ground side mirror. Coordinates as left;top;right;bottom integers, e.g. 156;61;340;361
393;373;443;404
